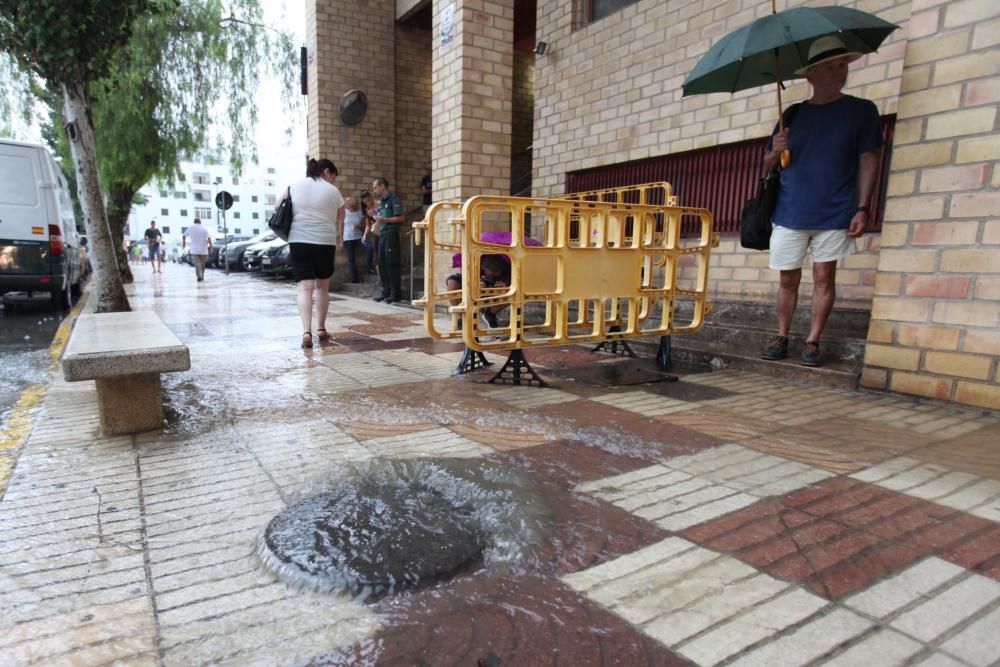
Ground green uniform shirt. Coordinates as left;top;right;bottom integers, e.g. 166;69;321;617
378;192;403;235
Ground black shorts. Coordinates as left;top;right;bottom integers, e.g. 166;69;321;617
289;243;336;281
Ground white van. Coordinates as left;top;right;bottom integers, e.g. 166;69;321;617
0;139;84;309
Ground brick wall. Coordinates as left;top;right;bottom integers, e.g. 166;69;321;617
534;0;911;302
862;0;1000;410
432;0;515;201
306;0;396;199
395;25;432;213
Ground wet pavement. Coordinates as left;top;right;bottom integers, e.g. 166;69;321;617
1;261;998;666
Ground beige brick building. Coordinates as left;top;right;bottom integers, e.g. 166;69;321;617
307;0;999;410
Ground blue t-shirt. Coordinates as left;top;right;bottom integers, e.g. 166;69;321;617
769;96;882;230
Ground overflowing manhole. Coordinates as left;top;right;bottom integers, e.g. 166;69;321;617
258;458;551;599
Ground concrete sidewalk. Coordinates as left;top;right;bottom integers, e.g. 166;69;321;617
1;262;997;666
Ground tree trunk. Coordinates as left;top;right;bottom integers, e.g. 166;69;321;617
108;183;136;284
62;78;130;313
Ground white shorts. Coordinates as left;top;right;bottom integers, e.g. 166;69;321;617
769;225;854;270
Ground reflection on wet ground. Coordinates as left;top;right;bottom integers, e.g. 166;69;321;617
0;296;66;422
3;263;999;666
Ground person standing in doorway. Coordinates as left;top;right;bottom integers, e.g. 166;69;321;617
182;218;212;282
761;35;882;367
371;177;404;304
286;158;345;348
144;221;163;273
341;196;365;283
420;170;432;215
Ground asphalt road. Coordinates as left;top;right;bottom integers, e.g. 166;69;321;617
0;294;66;424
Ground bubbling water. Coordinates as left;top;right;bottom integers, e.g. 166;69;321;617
258;458;553;600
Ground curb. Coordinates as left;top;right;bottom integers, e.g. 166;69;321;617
0;284;89;498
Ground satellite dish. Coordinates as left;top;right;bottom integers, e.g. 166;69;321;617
339;90;368;126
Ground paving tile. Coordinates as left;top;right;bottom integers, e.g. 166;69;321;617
939;605;1000;666
820;628;924;667
843;557;966;619
361;426;493;459
588;390;694;417
889;573;1000;642
726;607;873;667
910;424;1000;481
676;588;829;666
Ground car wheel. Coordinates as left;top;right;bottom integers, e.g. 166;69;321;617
52;280;72;311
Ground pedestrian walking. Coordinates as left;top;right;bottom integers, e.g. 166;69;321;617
341;196;365;283
371;177;404;304
761;35;882;367
285;158;345;348
182;218;212;282
144;221;163;273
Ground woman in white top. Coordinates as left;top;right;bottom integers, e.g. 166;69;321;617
286;158;344;348
341;195;365;283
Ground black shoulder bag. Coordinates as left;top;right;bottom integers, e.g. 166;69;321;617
740;103;802;251
268;188;293;241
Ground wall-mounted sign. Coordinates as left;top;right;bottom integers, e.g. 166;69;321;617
441;4;454;46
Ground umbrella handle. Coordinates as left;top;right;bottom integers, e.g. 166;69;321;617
781;149;791;168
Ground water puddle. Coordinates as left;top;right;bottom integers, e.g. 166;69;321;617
258;458;552;601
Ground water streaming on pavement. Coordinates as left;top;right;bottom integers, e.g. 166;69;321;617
257;458;553;600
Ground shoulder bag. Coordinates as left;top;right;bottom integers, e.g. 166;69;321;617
268;188;293;241
740;103;802;251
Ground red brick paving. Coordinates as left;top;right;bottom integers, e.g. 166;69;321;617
683;477;1000;598
305;574;693;666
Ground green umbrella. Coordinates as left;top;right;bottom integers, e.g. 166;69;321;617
682;3;898;164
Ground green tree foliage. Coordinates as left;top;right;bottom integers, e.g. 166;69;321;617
91;0;297;282
0;0;161;311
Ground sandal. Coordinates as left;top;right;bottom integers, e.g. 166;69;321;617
317;329;330;342
301;332;313;348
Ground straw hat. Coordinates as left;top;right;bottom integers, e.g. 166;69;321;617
795;35;864;75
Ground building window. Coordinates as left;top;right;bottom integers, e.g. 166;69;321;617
252;195;258;203
195;207;212;219
193;172;210;185
265;194;276;206
233;177;239;185
252;212;259;220
580;0;639;26
264;180;275;188
162;226;171;234
194;190;211;202
253;228;259;235
161;208;169;215
233;212;241;219
234;228;242;234
267;167;275;174
233;194;240;202
158;190;168;197
180;209;188;217
181;226;189;234
174;191;186;198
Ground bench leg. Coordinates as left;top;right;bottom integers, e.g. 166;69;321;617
95;374;164;435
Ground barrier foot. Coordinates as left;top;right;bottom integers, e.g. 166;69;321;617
453;347;492;376
593;339;637;357
487;349;548;387
656;335;673;373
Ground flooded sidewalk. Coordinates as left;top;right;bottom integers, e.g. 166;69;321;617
1;263;998;666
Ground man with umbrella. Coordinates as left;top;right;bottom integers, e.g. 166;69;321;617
760;35;882;367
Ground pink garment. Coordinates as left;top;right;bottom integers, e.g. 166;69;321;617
451;231;542;268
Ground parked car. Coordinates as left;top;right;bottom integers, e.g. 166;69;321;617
219;231;274;271
209;234;249;268
0;139;84;309
242;237;287;272
261;242;294;277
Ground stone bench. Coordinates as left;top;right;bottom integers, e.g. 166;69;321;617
62;311;190;435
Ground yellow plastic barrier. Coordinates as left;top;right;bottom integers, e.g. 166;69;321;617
413;185;718;354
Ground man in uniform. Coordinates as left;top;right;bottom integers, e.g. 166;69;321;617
371;177;405;304
762;35;882;367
